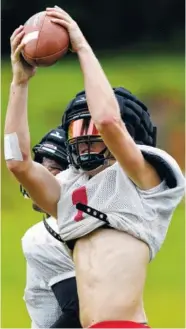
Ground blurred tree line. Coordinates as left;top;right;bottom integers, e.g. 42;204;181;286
2;0;184;54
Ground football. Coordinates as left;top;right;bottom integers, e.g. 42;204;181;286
22;11;69;67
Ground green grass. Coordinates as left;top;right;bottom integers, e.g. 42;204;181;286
1;55;185;328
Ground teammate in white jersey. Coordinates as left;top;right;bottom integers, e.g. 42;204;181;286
5;9;185;329
20;127;81;328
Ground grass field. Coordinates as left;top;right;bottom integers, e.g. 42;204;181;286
1;54;185;328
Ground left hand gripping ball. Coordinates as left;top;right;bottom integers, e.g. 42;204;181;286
22;11;70;67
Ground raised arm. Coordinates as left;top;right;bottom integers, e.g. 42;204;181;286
46;7;160;189
4;26;60;217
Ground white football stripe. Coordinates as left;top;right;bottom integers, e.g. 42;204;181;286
23;31;39;44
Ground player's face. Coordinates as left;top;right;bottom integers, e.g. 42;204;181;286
68;117;115;173
78;141;105;155
42;157;62;175
68;117;105;155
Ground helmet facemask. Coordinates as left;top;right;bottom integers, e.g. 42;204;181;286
66;115;113;171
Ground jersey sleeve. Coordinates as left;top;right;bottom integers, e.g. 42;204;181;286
136;146;185;232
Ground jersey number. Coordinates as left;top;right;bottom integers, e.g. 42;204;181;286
72;186;88;221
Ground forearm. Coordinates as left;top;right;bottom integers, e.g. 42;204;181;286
77;46;121;124
4;81;31;164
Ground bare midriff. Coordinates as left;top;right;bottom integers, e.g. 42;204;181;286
73;228;149;328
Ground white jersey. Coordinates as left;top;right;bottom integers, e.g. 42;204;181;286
22;217;75;328
57;145;185;260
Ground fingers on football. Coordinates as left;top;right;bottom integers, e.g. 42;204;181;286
10;25;24;42
11;29;25;53
46;8;72;23
54;5;71;18
50;18;69;29
14;41;25;58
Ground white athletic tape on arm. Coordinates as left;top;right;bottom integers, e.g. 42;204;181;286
4;133;23;161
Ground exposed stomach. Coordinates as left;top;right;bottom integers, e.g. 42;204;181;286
73;228;149;328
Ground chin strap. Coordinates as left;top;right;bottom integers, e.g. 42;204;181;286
85;158;111;174
79;147;114;172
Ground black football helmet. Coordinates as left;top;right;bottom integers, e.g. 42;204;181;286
32;126;68;168
20;126;68;199
61;87;157;172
